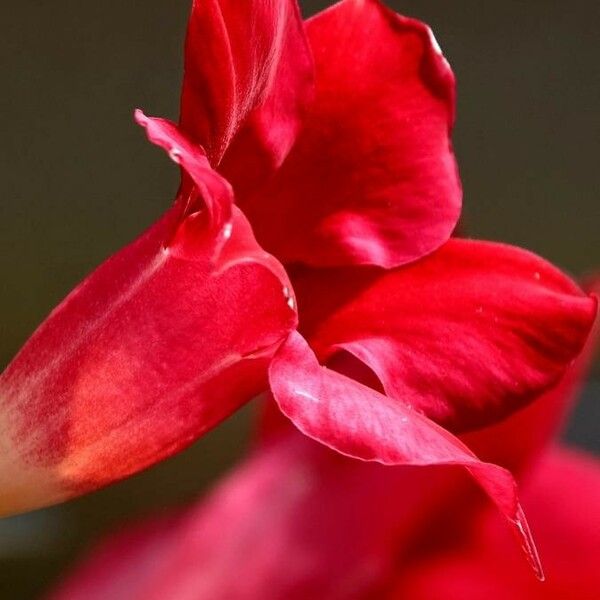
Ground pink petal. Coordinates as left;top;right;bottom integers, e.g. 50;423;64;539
392;447;600;599
48;431;467;600
181;0;313;180
239;0;460;267
292;239;596;431
255;347;386;447
269;331;544;578
48;437;600;599
0;116;296;517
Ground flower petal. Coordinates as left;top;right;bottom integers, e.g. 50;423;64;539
239;0;460;267
48;439;600;599
463;283;600;476
392;447;600;599
293;239;596;431
0;118;296;517
135;110;232;232
181;0;313;179
269;331;544;578
48;431;477;600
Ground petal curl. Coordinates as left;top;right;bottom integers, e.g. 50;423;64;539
135;110;232;232
269;331;544;578
181;0;313;181
293;239;596;431
0;118;296;517
239;0;460;267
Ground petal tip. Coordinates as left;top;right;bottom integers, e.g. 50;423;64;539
133;108;149;128
514;504;545;582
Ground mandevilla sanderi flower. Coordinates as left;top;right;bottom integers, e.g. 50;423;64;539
0;0;596;578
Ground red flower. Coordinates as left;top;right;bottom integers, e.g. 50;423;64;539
0;1;595;573
46;317;600;599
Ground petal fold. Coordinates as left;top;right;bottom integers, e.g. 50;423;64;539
240;0;461;267
293;239;596;431
0;119;296;517
268;331;544;578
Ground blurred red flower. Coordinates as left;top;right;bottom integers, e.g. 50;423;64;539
47;314;600;599
0;1;595;574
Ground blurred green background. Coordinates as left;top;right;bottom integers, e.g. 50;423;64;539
1;1;598;597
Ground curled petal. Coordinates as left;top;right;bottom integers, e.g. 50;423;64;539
240;0;460;267
0;120;296;517
293;239;596;431
135;110;232;233
269;331;544;578
181;0;313;178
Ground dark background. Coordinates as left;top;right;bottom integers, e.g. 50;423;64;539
1;1;598;597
